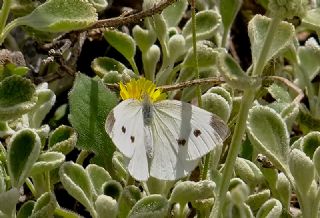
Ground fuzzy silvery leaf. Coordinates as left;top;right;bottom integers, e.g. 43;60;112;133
234;157;264;185
302;8;320;33
289;149;314;194
69;74;118;171
86;164;111;196
28;84;56;128
298;46;320;81
298;106;320;133
0;188;19;216
17;201;35;218
102;180;123;201
219;0;242;41
256;198;282;218
118;185;141;218
132;25;157;53
30;192;57;218
147;14;168;44
247;106;290;173
162;0;187;27
168;34;186;61
280;103;299;132
246;189;270;213
0;121;14;137
8;129;41;188
104;30;136;62
182;10;221;46
143;45;160;82
182;41;219;70
91;57;127;78
128;194;169;218
30;152;65;176
300;131;320;159
267;83;291;103
95;195;118;218
13;0;97;32
276;172;291;211
59;161;96;217
217;51;253;90
48;125;77;155
248;15;295;73
87;0;108;12
0;75;37;121
169;180;215;204
0;165;6;193
228;178;250;206
313;146;320;179
112;151;128;180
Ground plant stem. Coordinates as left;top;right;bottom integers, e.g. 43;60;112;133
129;58;139;75
0;18;20;45
26;178;37;197
0;0;12;33
210;89;256;218
252;17;281;77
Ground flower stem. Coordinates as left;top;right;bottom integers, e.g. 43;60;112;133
209;89;256;218
0;0;12;33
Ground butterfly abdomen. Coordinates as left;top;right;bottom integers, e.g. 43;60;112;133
142;99;153;126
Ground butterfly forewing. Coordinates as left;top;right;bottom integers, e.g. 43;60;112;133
105;99;149;181
153;100;228;161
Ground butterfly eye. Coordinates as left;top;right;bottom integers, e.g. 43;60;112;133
177;138;186;146
193;129;201;137
121;126;126;133
130;136;135;143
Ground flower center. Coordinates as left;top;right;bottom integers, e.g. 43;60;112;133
119;78;167;103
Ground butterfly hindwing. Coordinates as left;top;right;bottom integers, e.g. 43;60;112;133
105;99;149;181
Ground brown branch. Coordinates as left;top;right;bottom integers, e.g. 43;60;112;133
88;0;176;29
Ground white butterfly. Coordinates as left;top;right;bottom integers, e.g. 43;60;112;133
105;78;229;181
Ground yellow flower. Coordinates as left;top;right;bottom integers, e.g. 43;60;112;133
119;78;167;103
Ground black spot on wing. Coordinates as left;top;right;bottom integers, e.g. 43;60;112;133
106;111;115;134
130;136;135;143
177;138;186;146
210;114;229;140
122;126;126;133
193;129;201;137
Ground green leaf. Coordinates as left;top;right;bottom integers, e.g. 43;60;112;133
162;0;188;27
246;190;270;213
28;84;56;128
202;92;230;122
30;152;65;176
218;51;255;90
219;0;242;40
69;74;118;170
267;83;291;103
104;29;136;62
276;172;291;211
86;164;111;196
234;157;264;185
7;129;41;188
301;131;320;159
0;188;19;216
102;180;123;200
289;149;314;194
59;162;96;217
298;46;320;81
17;201;35;218
128;194;169;218
302;8;320;33
132;25;157;53
118;185;141;218
247;106;290;173
169;180;215;204
87;0;108;12
248;15;295;72
95;195;118;218
48;125;77;155
256;198;282;218
0;75;37;121
182;10;221;46
313;146;320;179
30;192;57;218
16;0;97;32
91;57;127;78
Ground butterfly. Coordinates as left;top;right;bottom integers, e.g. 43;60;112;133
105;78;229;181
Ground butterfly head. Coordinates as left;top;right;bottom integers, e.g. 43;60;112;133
119;77;167;103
